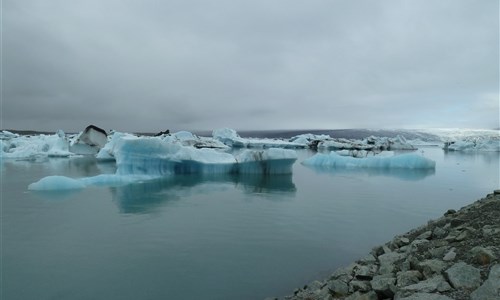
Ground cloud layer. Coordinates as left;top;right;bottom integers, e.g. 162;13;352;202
3;0;499;132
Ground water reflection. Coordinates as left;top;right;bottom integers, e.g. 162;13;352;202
304;165;435;181
443;150;500;165
111;174;296;214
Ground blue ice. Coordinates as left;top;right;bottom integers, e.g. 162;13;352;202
302;152;436;169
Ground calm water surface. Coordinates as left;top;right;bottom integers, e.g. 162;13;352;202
2;148;499;300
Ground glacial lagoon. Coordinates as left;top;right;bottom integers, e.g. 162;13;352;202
1;147;499;300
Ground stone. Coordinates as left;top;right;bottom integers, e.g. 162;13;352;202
331;264;356;279
416;231;432;240
358;254;377;265
455;230;469;241
444;209;457;216
345;290;378;300
432;227;448;239
354;264;378;280
482;225;500;236
470;264;500;300
443;248;456;261
370;275;397;298
328;279;349;296
397;292;454;300
470;246;497;265
349;280;371;293
396;270;423;287
418;259;448;278
409;239;430;253
445;262;482;289
450;218;466;227
402;275;452;293
379;252;405;266
394;237;410;247
429;246;449;259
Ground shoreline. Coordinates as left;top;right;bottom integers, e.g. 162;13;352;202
271;190;500;300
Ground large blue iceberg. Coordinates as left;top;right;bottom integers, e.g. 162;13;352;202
114;136;298;176
28;136;298;191
302;152;436;169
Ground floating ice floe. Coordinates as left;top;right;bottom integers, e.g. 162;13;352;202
317;135;416;152
443;135;500;152
69;125;108;155
302;152;436;169
162;131;228;149
29;136;298;190
213;128;306;149
0;130;73;159
115;136;297;176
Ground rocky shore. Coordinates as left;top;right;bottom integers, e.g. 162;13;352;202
271;190;500;300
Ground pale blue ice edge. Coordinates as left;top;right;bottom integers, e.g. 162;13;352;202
302;152;436;169
28;152;435;191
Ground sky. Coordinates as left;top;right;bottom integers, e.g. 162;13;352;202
2;0;499;133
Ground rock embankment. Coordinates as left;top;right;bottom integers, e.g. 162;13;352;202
273;190;500;300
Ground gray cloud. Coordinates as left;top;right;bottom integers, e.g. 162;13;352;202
3;0;499;132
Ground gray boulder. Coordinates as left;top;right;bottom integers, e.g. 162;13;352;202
445;262;481;289
470;264;500;300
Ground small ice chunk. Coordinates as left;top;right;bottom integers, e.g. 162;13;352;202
28;176;86;190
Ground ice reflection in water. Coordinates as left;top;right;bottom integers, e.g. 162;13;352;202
111;174;296;214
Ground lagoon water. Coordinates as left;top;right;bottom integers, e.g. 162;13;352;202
2;147;499;300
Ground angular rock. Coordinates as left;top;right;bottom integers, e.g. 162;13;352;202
416;231;432;240
349;280;371;293
402;275;452;293
428;246;448;259
397;292;454;300
378;252;405;266
445;262;481;289
482;225;500;236
432;227;448;239
354;264;378;280
331;264;356;280
418;259;448;278
345;290;378;300
409;239;430;253
470;246;497;265
358;254;377;265
328;279;349;296
370;275;396;298
470;264;500;300
443;248;456;261
396;270;423;287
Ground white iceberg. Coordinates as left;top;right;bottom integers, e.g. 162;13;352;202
302;152;436;169
317;135;416;151
69;125;108;155
0;130;73;159
444;135;500;152
162;131;228;149
212;128;306;149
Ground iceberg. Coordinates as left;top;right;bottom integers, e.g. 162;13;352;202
114;136;297;176
28;175;87;190
302;152;436;169
69;125;108;155
213;128;306;149
317;135;416;151
162;131;228;149
28;136;298;191
444;136;500;152
0;130;73;159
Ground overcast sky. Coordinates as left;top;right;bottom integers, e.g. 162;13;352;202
2;0;499;132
